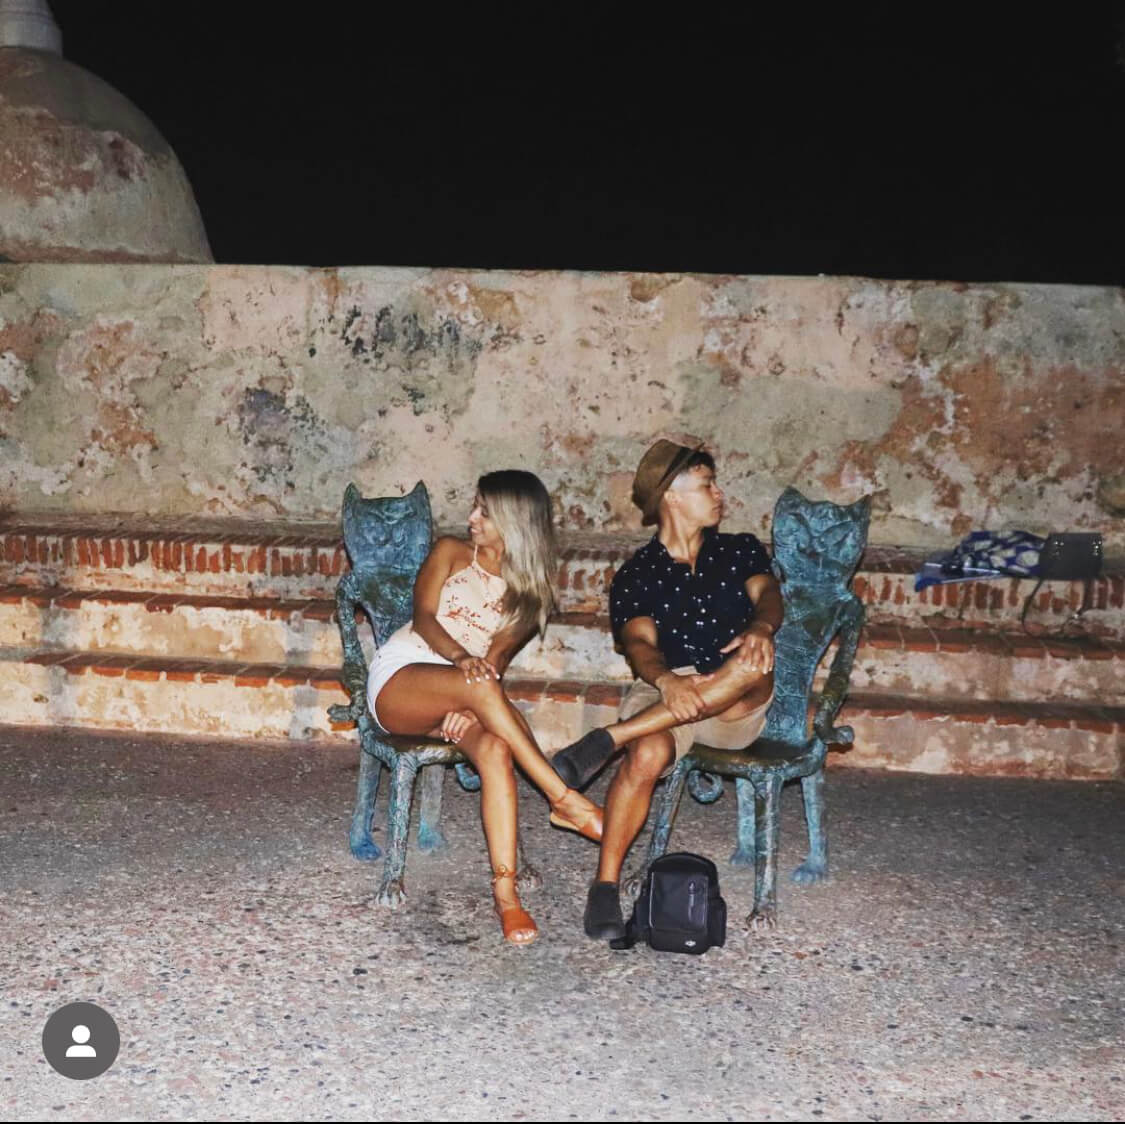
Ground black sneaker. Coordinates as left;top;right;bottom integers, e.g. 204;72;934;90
552;728;616;790
584;880;626;941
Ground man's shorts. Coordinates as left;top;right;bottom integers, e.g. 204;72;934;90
618;666;774;777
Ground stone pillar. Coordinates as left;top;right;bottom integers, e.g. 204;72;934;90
0;0;62;54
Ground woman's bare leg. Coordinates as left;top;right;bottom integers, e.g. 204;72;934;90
455;724;518;873
453;724;535;941
375;664;601;835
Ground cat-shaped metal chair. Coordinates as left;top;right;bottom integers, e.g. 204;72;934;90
631;487;870;929
328;482;539;906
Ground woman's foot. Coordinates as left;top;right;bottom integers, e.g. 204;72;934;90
548;787;604;843
492;867;538;946
552;727;617;790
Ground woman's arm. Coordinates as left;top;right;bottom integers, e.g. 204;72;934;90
412;537;500;683
410;537;471;662
485;623;536;677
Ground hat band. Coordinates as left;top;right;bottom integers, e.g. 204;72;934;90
645;441;706;516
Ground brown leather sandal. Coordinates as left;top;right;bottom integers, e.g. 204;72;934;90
491;866;538;946
548;788;604;844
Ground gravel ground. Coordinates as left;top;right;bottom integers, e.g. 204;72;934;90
1;726;1123;1122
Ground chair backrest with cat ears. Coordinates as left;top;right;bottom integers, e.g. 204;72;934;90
765;487;871;745
341;481;433;648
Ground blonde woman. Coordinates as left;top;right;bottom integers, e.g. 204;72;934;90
367;469;603;946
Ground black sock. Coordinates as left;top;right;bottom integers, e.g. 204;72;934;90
584;880;625;940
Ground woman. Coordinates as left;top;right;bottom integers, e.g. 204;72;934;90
367;469;603;946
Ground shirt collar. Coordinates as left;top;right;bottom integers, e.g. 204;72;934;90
648;525;718;566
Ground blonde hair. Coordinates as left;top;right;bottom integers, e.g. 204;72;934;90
479;469;558;637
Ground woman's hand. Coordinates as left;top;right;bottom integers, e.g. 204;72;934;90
454;655;499;684
439;709;479;744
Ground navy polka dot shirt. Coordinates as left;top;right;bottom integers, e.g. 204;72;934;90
610;527;773;673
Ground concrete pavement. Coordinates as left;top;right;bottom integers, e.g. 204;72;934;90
1;727;1123;1121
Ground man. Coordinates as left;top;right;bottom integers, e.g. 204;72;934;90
552;438;783;941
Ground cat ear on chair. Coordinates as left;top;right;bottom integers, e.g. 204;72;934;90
771;487;871;592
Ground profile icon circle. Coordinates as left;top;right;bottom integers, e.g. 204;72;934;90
42;1002;120;1079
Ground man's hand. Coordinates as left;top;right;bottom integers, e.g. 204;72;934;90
656;672;712;723
439;709;479;744
720;621;775;674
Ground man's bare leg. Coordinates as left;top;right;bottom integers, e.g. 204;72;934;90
608;659;772;748
584;732;676;939
557;658;773;791
596;733;675;883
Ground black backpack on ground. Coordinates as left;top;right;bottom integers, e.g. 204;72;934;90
610;852;727;954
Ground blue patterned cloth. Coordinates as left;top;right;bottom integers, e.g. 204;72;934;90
914;530;1045;592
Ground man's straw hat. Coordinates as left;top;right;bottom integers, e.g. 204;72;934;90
632;437;707;526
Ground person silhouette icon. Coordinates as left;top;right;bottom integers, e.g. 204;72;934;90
43;1002;119;1078
65;1024;96;1058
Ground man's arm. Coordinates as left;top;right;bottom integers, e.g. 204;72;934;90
620;616;709;723
721;572;784;673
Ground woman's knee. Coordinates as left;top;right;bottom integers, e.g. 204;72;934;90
473;732;514;771
464;674;507;710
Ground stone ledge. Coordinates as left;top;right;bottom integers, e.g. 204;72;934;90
4;520;1122;636
6;584;1123;662
3;651;1121;778
0;515;1011;572
7;648;1125;731
5;514;1122;568
0;583;338;620
844;692;1125;734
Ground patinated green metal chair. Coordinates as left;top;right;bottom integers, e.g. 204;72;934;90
328;482;538;906
628;488;870;929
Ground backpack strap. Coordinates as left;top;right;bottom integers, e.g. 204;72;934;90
609;885;648;950
1021;575;1095;636
608;913;639;951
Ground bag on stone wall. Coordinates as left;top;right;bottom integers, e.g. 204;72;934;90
916;528;1104;634
1037;533;1103;581
1020;532;1103;633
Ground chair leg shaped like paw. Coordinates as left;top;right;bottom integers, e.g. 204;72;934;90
729;845;756;868
620;872;643;904
791;860;828;885
517;865;543;893
746;905;778;932
416;826;449;854
350;836;383;861
376;878;407;909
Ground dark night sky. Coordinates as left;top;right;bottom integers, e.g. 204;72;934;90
49;5;1125;284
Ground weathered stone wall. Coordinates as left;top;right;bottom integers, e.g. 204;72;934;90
1;264;1122;548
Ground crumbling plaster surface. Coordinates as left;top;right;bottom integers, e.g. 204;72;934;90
1;264;1122;549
